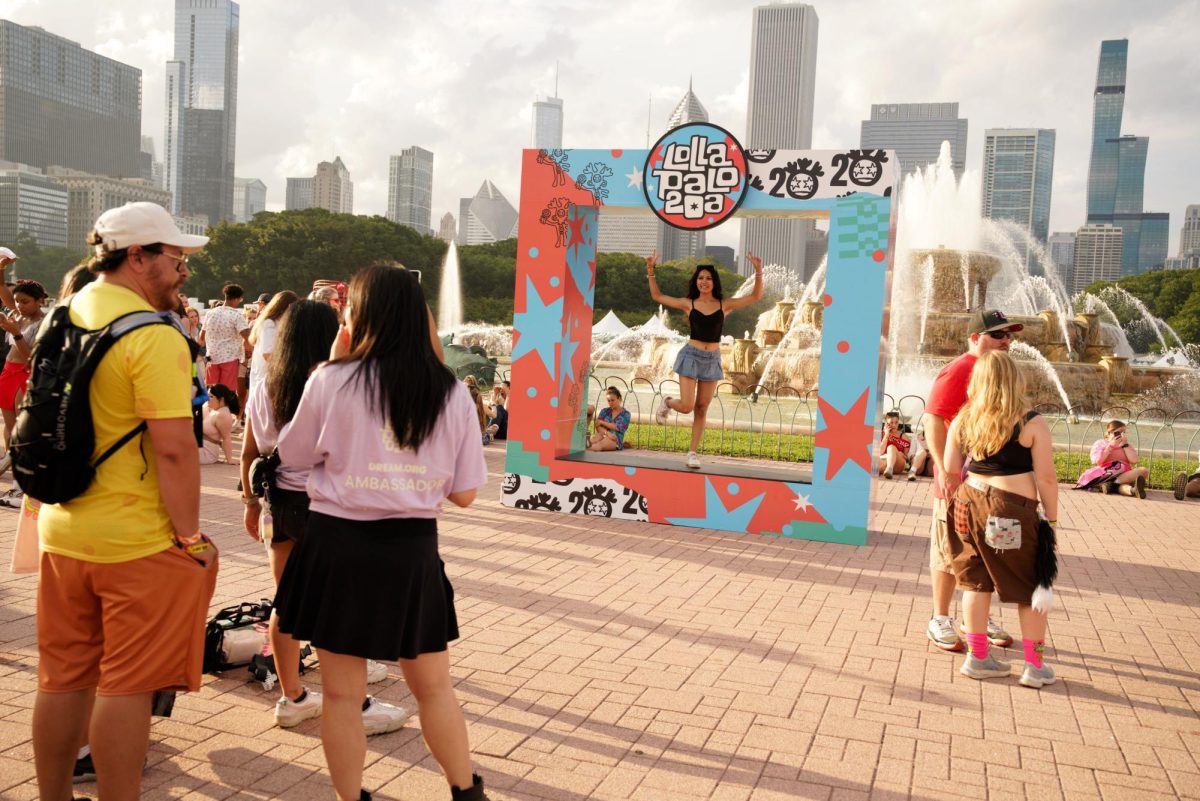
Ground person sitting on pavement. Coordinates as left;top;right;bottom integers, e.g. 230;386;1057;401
907;427;932;481
1075;420;1149;499
945;350;1059;689
587;386;632;452
198;383;239;464
877;411;911;479
1172;449;1200;501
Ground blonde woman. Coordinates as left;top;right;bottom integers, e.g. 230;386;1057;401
944;351;1059;689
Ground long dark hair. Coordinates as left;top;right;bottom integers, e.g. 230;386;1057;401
268;300;339;426
209;383;240;416
337;263;454;449
58;263;97;298
686;264;723;300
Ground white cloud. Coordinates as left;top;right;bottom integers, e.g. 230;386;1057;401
2;0;1196;254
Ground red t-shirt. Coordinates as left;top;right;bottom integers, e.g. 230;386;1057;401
926;352;977;499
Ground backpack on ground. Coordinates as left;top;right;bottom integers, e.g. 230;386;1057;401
203;598;312;686
9;302;197;505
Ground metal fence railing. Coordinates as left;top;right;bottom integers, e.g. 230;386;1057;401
467;368;1199;487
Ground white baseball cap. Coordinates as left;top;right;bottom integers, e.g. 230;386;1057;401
94;202;209;254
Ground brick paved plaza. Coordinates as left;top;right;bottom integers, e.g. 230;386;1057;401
2;446;1198;800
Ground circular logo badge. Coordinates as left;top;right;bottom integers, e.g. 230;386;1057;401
644;122;748;231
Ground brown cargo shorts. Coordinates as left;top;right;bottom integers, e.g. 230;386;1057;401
951;477;1041;604
929;496;956;576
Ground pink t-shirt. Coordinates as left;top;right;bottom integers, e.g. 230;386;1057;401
244;380;308;492
277;362;488;521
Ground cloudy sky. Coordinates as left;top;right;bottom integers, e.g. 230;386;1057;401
6;0;1197;253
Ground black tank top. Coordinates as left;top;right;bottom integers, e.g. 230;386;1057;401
967;411;1039;476
688;301;724;343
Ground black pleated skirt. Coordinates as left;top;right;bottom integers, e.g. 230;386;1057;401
275;511;459;660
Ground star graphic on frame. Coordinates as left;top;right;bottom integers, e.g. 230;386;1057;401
793;492;811;512
625;167;643;188
814;388;875;481
666;478;766;533
567;214;588;256
557;313;581;392
510;276;563;380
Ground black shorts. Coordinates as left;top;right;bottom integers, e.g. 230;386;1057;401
269;488;310;545
274;512;458;660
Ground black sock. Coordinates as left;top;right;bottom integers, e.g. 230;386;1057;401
361;697;371;712
292;689;307;704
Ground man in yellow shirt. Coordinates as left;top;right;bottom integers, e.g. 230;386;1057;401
32;202;218;801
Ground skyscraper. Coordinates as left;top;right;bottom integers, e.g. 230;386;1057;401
532;97;563;150
1072;224;1123;293
860;102;969;180
0;21;142;177
387;147;434;234
0;161;68;247
1048;231;1076;290
739;3;819;278
981;128;1056;269
232;177;266;223
313;157;352;214
1179;205;1200;256
458;180;517;245
285;177;312;211
164;0;240;226
437;211;456;242
1083;39;1168;275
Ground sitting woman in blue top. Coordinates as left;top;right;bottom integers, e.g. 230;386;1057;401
587;386;631;452
649;252;763;469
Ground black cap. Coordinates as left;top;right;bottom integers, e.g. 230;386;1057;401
968;309;1024;335
257;292;273;304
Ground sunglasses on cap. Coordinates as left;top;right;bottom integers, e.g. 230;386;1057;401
985;330;1012;340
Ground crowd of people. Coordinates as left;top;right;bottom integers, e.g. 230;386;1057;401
3;199;1198;800
9;203;492;801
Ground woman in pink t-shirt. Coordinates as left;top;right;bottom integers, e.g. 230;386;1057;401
275;264;490;801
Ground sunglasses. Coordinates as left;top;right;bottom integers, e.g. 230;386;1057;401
985;330;1012;340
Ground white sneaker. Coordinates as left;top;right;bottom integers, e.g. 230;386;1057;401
274;689;323;728
366;659;388;684
0;487;23;509
655;395;672;425
362;696;409;736
686;452;700;469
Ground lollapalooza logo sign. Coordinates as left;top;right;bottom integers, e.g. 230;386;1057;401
644;122;748;231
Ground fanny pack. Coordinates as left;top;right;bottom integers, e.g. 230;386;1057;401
248;448;281;501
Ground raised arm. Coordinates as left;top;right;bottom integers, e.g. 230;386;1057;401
724;252;764;312
645;251;690;312
0;258;17;312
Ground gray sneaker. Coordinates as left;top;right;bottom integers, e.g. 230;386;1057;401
1018;662;1056;688
1173;472;1188;501
959;653;1011;680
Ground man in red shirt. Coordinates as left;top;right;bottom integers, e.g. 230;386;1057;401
922;309;1022;651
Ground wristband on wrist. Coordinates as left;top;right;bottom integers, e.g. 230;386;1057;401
175;530;204;547
241;496;261;505
185;541;212;555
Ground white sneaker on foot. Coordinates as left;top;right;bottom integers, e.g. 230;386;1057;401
362;696;409;736
366;659;388;684
274;689;323;728
686;451;700;469
655;395;672;425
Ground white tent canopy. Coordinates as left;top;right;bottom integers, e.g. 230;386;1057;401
638;311;677;338
592;310;630;337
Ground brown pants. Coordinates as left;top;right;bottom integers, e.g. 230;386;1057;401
951;478;1041;604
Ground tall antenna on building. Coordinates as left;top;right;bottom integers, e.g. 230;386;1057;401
646;94;652;147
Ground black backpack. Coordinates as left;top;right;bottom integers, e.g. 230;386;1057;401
9;302;197;505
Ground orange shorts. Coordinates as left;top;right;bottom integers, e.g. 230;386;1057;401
37;546;217;696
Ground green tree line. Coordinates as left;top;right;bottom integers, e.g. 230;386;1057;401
1082;267;1200;350
1;210;772;337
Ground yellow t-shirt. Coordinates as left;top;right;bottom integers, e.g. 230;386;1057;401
39;281;194;563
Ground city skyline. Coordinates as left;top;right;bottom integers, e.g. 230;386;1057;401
11;0;1198;255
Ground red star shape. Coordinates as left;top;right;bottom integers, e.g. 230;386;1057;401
587;259;597;291
814;388;875;481
567;214;587;255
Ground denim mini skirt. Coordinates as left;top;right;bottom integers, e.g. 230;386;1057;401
673;343;724;382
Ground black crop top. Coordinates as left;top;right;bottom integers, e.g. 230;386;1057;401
688;301;724;343
967;411;1039;476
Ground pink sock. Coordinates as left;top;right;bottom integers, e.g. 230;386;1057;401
965;632;989;660
1023;639;1044;668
